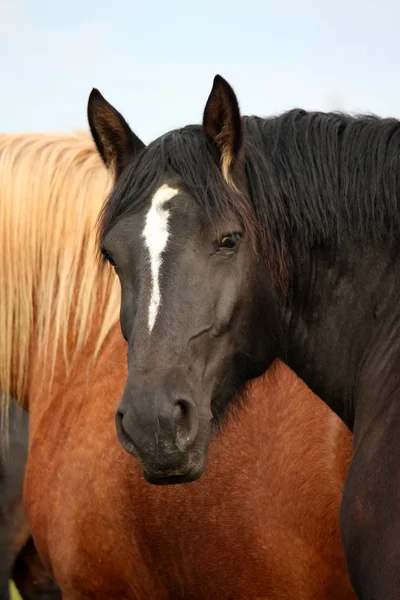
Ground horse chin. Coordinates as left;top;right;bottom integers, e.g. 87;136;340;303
142;457;207;486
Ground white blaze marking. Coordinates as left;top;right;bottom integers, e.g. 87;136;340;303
142;184;179;333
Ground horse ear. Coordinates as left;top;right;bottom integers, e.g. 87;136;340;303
202;75;243;184
87;89;145;179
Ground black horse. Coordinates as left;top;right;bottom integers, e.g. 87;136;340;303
0;397;60;600
88;75;400;599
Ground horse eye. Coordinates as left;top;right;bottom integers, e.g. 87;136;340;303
217;233;240;251
101;249;117;268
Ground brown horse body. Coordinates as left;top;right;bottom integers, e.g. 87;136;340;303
0;132;355;599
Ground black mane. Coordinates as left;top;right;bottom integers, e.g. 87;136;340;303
100;109;400;274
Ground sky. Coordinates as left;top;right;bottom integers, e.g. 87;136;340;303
1;0;400;143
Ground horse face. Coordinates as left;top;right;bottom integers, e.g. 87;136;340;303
101;175;278;483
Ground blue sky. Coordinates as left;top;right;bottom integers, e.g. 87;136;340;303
1;0;399;143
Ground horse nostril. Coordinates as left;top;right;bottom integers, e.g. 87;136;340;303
174;399;199;451
115;409;124;433
115;409;135;449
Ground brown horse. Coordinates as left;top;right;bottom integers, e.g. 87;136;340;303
0;132;355;599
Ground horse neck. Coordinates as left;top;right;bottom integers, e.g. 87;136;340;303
26;282;120;416
282;242;400;432
10;249;120;414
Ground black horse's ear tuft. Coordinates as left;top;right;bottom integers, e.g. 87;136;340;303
202;75;243;186
87;88;145;180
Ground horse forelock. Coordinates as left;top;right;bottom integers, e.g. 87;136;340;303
98;125;259;254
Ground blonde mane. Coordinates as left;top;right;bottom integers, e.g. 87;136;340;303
0;130;120;421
